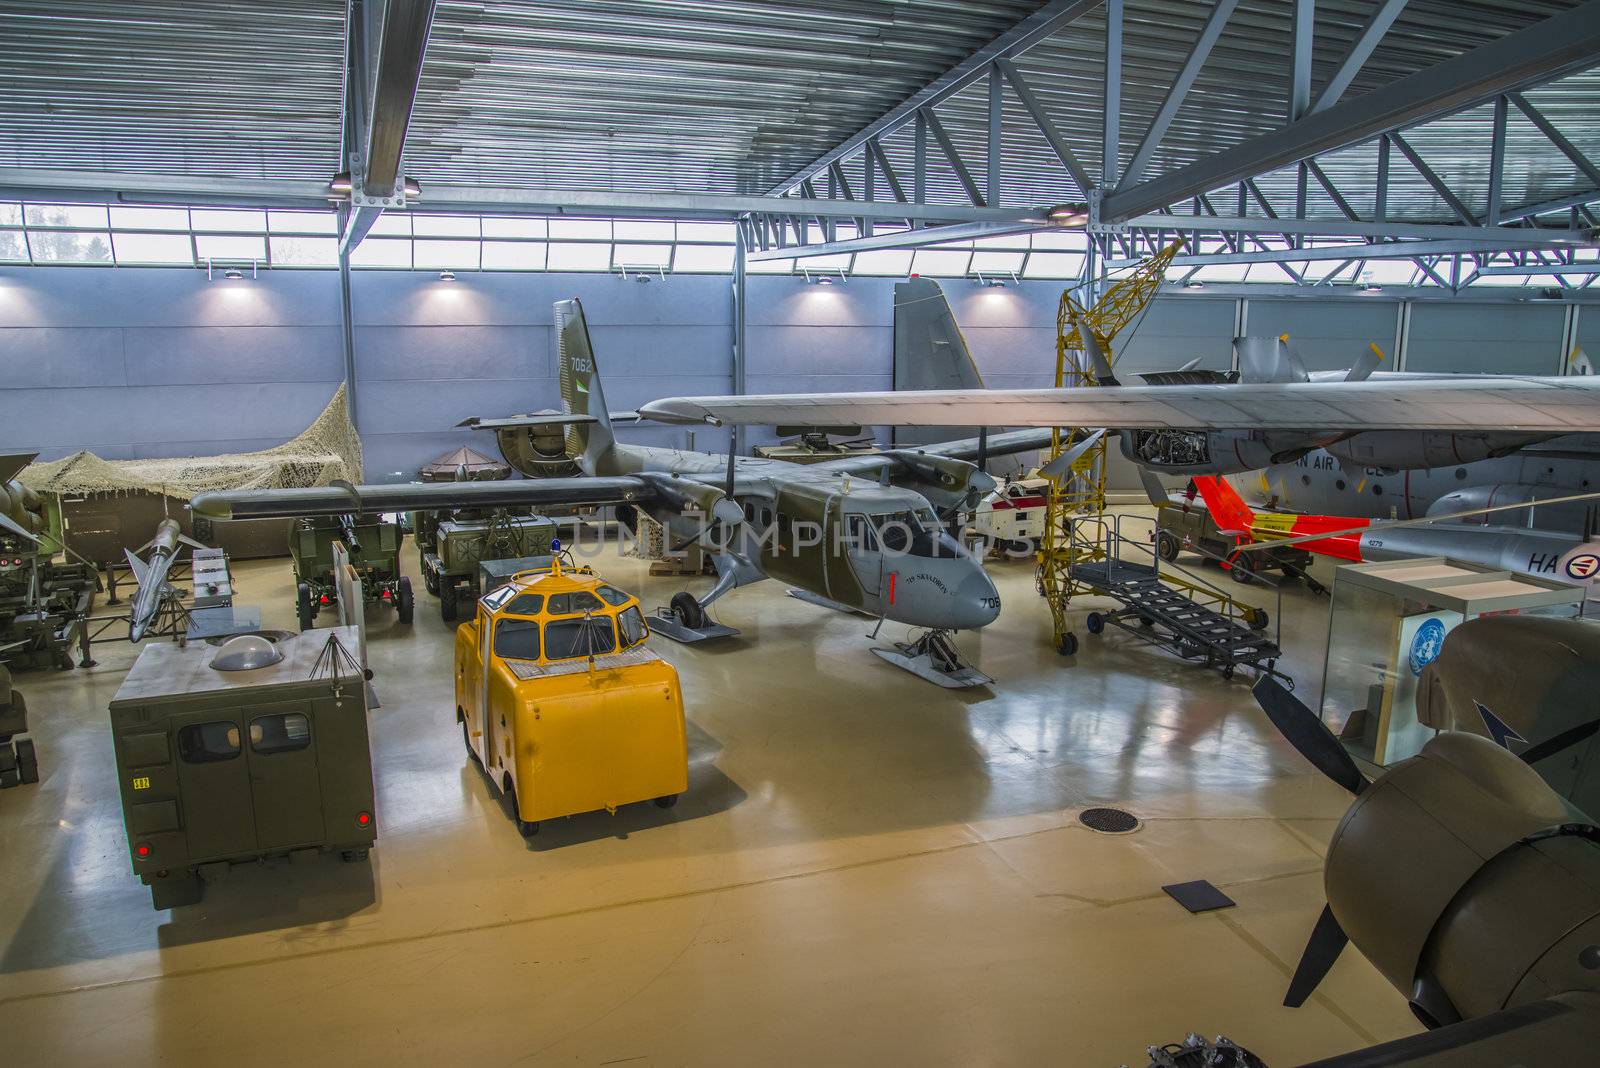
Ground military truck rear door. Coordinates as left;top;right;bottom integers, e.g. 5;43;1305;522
244;705;324;850
172;712;257;861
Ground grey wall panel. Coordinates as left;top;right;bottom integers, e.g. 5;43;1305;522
357;379;561;436
124;326;345;385
355;325;549;381
1245;299;1399;372
587;325;732;378
748;276;896;327
0;384;338;453
0;326;125;387
747;325;890;376
349;272;729;327
1115;298;1235;374
0;268;341;329
1406;303;1565;375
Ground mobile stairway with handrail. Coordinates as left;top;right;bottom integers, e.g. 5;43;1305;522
1060;513;1291;685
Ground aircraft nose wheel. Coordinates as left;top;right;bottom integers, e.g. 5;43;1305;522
670;591;707;630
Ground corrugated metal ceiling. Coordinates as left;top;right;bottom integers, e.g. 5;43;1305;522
0;1;346;181
0;0;1593;225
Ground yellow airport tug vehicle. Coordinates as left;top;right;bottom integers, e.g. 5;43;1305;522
454;551;687;836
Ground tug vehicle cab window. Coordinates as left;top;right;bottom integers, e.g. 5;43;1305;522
494;618;541;661
503;592;544;615
618;605;648;647
596;585;631;607
545;617;617;660
547;590;603;616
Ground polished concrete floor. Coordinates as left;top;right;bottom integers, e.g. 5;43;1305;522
0;520;1421;1065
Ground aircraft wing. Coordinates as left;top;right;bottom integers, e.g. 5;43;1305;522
809;428;1057;477
639;377;1600;434
1298;993;1600;1067
190;476;657;521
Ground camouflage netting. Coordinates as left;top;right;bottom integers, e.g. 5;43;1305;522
19;384;362;500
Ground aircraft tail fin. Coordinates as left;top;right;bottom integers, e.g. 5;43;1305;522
555;298;615;466
892;277;987;390
1192;476;1256;536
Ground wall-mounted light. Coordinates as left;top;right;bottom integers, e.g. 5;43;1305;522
1183;280;1205;289
206;258;257;282
802;266;846;285
1358;282;1383;293
974;271;1017;288
438;269;456;281
617;264;667;283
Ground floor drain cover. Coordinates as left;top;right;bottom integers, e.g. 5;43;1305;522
1078;806;1141;834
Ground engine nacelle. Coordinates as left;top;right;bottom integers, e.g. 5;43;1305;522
1120;429;1322;476
1326;431;1549;472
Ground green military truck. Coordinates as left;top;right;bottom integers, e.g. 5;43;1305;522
0;665;38;787
108;628;377;909
413;510;558;621
289;514;413;630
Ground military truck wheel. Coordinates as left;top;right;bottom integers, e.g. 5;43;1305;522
422;566;439;596
340;849;369;862
1156;531;1181;562
653;794;679;809
396;577;415;625
670;591;706;630
296;582;315;631
15;738;38;784
439;580;458;623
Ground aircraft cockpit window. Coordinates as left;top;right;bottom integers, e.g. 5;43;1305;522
596;584;631;607
873;509;951;558
545;617;618;661
503;593;544;615
547;591;603;615
493;618;541;661
844;513;879;552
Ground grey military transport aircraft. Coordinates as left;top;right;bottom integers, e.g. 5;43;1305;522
193;299;1062;687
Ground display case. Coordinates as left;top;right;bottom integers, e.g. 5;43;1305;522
1318;557;1585;768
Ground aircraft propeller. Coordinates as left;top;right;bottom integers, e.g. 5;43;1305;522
1251;675;1371;1007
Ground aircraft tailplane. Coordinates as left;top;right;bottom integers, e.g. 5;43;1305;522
1192;476;1257;536
555;298;616;467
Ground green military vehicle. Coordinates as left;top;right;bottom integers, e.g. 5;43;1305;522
414;509;558;621
108;627;377;909
0;665;38;787
289;514;413;630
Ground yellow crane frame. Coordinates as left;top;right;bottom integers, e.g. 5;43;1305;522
1037;242;1181;651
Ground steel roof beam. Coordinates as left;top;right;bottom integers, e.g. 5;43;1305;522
351;0;436;199
995;59;1092;196
1107;236;1588;268
1102;0;1600;222
1509;93;1600;190
1309;0;1410;115
763;0;1105;195
746;220;1075;262
1118;213;1590;244
1118;0;1239;190
421;185;1039;223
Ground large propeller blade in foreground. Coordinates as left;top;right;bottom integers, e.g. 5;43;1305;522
1520;719;1600;766
1252;676;1368;796
1284;904;1351;1008
1251;675;1370;1007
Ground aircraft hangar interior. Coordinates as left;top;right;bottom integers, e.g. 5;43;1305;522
4;2;1600;1065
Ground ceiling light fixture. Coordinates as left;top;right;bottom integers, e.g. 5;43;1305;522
802;266;846;286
